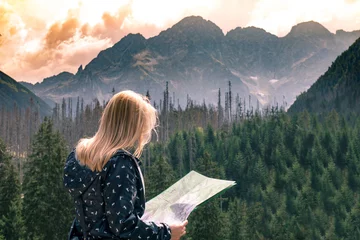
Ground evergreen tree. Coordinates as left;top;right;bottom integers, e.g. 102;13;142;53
0;138;23;240
22;118;73;240
145;154;176;200
187;152;229;240
228;198;249;240
168;132;186;177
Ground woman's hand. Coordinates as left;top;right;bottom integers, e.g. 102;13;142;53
169;220;188;240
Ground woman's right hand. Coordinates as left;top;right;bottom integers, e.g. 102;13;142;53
169;220;188;240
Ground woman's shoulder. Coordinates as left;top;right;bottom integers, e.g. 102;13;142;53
101;150;140;186
103;149;139;172
112;149;141;165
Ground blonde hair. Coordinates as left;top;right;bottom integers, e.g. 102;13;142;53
75;90;157;171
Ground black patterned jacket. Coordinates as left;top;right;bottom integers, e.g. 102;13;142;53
63;149;171;240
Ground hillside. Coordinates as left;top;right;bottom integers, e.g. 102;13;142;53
288;37;360;115
21;17;360;107
0;71;51;116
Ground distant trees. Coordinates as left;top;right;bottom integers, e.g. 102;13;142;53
1;81;287;161
0;98;42;161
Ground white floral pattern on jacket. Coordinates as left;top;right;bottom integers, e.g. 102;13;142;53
64;149;171;240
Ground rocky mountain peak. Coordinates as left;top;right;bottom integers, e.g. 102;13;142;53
286;21;332;38
76;65;83;75
226;26;278;41
156;15;224;40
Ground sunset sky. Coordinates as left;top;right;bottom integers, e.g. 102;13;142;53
1;0;360;83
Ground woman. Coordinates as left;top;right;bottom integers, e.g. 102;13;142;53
63;90;187;240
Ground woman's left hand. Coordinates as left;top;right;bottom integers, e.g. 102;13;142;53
169;220;188;240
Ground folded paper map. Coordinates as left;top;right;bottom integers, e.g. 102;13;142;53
141;170;236;224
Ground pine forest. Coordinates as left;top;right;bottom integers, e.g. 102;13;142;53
1;82;360;239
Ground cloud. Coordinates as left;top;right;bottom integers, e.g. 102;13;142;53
1;0;360;84
20;36;112;78
17;18;114;82
89;5;132;42
45;17;79;49
0;3;130;83
345;0;358;3
122;22;162;38
248;0;360;36
0;2;31;77
62;37;112;66
4;1;164;83
1;0;220;82
205;0;260;33
0;4;23;45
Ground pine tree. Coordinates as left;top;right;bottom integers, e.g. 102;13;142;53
228;198;249;240
187;152;229;240
217;88;222;128
145;155;176;200
146;90;151;100
228;81;232;122
0;138;23;240
168;132;186;177
22;118;73;240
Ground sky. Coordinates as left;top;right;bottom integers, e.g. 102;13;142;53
1;0;360;83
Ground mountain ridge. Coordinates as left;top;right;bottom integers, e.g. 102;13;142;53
0;71;51;116
19;16;360;108
286;21;333;38
288;37;360;115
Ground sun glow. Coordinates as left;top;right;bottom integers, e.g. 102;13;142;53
76;0;131;26
22;39;42;53
130;0;218;28
248;0;360;36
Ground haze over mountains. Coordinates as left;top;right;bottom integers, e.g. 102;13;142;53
18;16;360;108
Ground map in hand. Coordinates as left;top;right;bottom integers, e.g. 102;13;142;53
141;171;236;224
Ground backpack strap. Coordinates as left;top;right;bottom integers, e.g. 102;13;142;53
115;149;146;196
73;149;143;240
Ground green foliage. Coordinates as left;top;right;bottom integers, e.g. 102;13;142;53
289;37;360;116
22;118;73;240
145;153;176;200
0;138;24;240
182;151;228;240
143;111;360;239
3;97;360;239
187;198;229;240
0;77;18;92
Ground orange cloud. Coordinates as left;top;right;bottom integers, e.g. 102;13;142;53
45;17;79;49
0;5;19;45
23;50;52;69
90;6;131;42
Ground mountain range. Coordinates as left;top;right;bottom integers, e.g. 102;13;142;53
0;71;51;116
18;16;360;108
289;37;360;115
